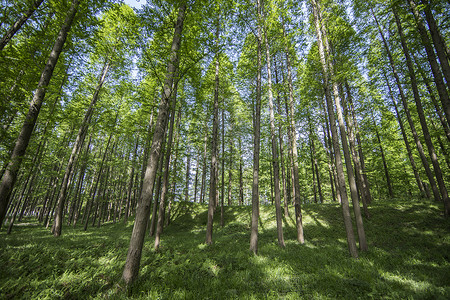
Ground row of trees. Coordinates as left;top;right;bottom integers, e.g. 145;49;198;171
1;0;448;286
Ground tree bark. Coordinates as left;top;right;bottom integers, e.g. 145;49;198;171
311;0;358;257
220;108;225;227
394;7;450;216
250;0;262;254
122;3;186;286
408;0;450;128
206;20;220;245
372;6;442;203
343;84;369;218
274;61;289;216
200;122;208;204
0;0;79;228
263;21;285;247
282;23;304;244
239;138;244;206
155;83;180;250
0;0;45;50
52;59;110;237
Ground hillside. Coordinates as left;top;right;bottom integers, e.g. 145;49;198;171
1;198;449;299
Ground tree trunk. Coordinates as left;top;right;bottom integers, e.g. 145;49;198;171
0;0;45;50
250;0;262;254
282;23;304;244
421;0;450;93
206;20;220;245
194;158;199;203
372;111;394;198
200;123;208;204
185;148;190;202
394;7;450;216
52;59;110;237
0;0;80;228
263;22;285;246
220;108;225;227
125;140;139;223
274;61;289;216
346;87;372;204
84;134;113;230
311;0;358;257
373;7;442;203
155;83;180;250
166;109;182;227
227;135;233;206
122;3;186;286
408;0;450;128
239;138;244;206
343;83;370;218
413;53;450;144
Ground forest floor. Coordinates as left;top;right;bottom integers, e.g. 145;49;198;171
1;198;449;299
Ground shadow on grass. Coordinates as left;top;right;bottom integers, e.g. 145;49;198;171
1;198;449;299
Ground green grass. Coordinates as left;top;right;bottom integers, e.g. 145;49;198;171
1;198;449;299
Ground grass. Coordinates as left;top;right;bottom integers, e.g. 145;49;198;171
1;198;449;299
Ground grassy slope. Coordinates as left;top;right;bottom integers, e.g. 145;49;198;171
0;198;449;299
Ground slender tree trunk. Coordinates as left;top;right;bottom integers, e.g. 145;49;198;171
394;7;450;216
0;0;45;50
0;0;80;228
421;0;450;92
317;2;367;250
84;134;113;230
220;108;225;227
274;61;289;216
166;109;182;227
250;0;262;254
122;3;186;286
308;121;324;204
372;112;394;198
52;60;110;237
194;158;199;203
227;136;233;206
200;123;208;204
408;0;450;128
125;141;139;223
239;138;244;206
282;23;304;244
322;97;340;203
341;85;369;217
185;148;190;202
263;21;284;246
311;0;358;257
155;84;180;250
372;7;441;203
206;20;220;245
346;87;372;204
413;53;450;143
149;134;167;236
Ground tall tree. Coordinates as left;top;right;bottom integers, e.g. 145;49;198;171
310;0;359;257
249;0;262;254
205;19;220;245
262;3;284;247
0;0;80;228
0;0;45;50
122;2;186;285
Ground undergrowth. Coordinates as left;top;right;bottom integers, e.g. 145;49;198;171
1;198;449;299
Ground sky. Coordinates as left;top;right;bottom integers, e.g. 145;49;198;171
123;0;144;9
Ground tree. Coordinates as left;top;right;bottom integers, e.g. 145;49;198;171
0;0;45;50
0;0;80;229
122;2;187;285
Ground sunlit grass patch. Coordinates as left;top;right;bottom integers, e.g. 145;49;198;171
1;198;449;299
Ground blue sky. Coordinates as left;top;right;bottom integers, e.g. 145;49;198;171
123;0;144;9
